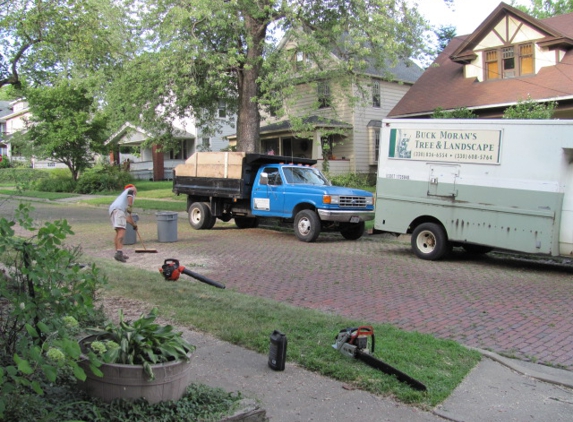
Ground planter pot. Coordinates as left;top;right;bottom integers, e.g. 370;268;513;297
77;335;193;403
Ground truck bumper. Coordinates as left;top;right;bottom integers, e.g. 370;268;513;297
317;209;375;223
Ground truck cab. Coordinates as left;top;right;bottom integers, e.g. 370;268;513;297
252;163;375;241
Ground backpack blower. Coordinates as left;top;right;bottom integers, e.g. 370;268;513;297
159;259;226;289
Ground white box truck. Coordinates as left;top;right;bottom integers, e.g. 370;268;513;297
374;119;573;260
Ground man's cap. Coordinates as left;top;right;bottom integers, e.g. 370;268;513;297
125;184;136;190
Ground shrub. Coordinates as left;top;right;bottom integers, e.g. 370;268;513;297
0;203;108;418
34;169;77;192
0;156;11;169
328;172;373;188
0;168;49;188
75;165;133;194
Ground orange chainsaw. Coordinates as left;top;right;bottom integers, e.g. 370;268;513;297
333;326;426;391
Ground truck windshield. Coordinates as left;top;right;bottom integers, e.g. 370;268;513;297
283;167;331;186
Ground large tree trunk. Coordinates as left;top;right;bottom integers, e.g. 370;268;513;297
236;15;266;153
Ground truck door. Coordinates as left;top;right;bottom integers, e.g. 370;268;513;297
427;164;459;198
252;167;287;216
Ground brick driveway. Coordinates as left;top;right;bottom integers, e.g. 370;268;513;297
9;200;573;370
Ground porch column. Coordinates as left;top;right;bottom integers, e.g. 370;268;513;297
109;150;119;166
152;145;164;181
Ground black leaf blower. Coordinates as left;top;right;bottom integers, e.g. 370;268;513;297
159;259;226;289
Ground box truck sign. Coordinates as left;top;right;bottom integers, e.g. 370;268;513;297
388;128;502;164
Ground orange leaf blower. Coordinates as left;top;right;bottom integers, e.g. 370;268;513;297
159;259;226;289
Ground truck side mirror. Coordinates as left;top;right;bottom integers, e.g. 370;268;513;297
260;172;268;185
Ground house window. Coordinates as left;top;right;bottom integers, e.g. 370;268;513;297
372;80;381;108
520;44;534;75
218;101;226;118
484;43;534;80
502;46;515;78
295;51;304;70
294;51;312;70
485;50;499;80
169;140;188;159
317;82;331;109
198;137;211;152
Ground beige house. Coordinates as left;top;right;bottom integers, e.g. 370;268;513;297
229;38;423;176
389;2;573;118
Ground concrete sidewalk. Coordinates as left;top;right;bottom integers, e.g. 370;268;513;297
184;328;573;422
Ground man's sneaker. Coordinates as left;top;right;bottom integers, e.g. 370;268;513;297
122;253;129;260
114;251;126;262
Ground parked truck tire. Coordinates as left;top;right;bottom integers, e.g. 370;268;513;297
189;202;216;230
411;222;450;260
294;209;321;242
340;222;365;240
234;217;259;229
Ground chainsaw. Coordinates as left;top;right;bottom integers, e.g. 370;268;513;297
159;259;226;289
333;326;427;391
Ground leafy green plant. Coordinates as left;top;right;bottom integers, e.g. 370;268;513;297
328;172;373;188
34;169;77;192
75;165;133;194
83;308;194;380
431;107;477;118
503;96;557;119
0;203;108;418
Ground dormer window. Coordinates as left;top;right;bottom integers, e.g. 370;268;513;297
293;51;312;70
484;42;534;80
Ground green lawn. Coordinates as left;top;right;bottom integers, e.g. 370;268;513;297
96;258;481;408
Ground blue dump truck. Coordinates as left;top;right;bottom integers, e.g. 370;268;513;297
173;152;374;242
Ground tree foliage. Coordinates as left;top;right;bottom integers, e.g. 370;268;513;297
105;0;431;152
515;0;573;18
502;96;557;119
0;0;131;89
17;81;108;181
435;25;457;53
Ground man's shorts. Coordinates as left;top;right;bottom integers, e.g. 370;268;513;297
110;209;127;229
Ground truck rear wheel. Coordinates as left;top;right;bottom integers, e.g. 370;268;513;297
189;202;215;230
340;222;365;240
294;210;321;242
411;222;450;260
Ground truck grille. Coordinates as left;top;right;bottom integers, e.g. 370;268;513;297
339;196;367;207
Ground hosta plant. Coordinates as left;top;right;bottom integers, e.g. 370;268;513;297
82;308;194;380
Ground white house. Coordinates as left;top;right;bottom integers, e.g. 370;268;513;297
105;109;236;180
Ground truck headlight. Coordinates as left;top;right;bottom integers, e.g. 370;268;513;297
323;195;340;204
365;197;374;206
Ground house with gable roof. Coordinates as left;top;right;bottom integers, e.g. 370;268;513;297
389;2;573;119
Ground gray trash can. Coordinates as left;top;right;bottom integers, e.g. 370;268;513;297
123;214;139;245
156;212;178;242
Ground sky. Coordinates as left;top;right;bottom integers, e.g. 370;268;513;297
415;0;529;36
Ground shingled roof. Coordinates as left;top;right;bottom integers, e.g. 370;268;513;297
389;2;573;118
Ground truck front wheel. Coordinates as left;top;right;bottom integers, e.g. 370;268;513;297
189;202;216;230
411;223;450;260
294;210;321;242
340;222;365;240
